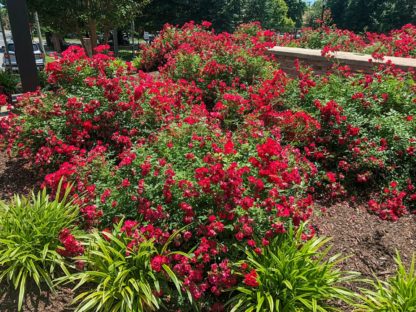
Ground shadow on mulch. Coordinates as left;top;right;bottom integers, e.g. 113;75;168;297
313;201;416;280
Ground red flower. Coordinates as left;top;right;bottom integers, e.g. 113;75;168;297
121;220;138;236
201;21;212;28
151;255;169;272
121;178;130;187
224;139;236;155
243;269;259;287
58;228;84;257
326;172;337;183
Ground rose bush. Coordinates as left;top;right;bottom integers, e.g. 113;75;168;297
276;15;416;59
0;21;415;309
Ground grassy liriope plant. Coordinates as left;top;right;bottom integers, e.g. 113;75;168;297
60;222;191;312
355;252;416;312
227;223;359;312
0;183;79;311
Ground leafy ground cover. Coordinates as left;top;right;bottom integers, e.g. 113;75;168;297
0;21;415;311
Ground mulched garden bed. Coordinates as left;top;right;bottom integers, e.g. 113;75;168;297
0;150;38;201
0;149;415;311
314;202;416;280
0;283;74;312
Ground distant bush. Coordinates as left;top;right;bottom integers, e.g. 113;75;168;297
0;70;19;96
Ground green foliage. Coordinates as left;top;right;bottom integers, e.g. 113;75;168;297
285;0;307;28
227;224;358;311
27;0;151;40
327;0;416;32
140;0;297;33
242;0;295;30
304;0;324;27
0;70;20;95
0;184;79;311
356;253;416;312
61;223;187;312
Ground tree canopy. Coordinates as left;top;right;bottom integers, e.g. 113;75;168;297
27;0;151;47
327;0;416;32
140;0;300;32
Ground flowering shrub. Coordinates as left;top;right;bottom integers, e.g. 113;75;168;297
137;22;279;108
288;69;416;220
0;66;201;172
276;21;416;59
0;22;415;309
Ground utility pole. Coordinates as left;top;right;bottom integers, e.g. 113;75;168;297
34;11;45;54
0;7;9;59
6;0;39;92
131;20;135;56
112;29;118;56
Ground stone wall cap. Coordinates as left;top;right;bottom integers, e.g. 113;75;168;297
268;46;416;69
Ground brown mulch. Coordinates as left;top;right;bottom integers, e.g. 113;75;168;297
0;150;38;201
313;201;416;280
0;283;74;312
0;149;415;311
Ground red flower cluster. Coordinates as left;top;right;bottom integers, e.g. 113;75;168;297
277;23;416;59
150;255;169;272
57;228;84;257
243;269;259;287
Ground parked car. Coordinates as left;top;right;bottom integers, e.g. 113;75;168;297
105;31;130;46
2;42;45;71
144;31;159;44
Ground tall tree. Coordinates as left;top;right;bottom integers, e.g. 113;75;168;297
140;0;295;32
28;0;151;50
304;0;323;27
241;0;295;30
285;0;306;28
327;0;416;32
371;0;416;32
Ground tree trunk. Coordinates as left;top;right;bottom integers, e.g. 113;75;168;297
88;17;98;50
82;38;93;57
103;26;110;44
51;33;62;52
